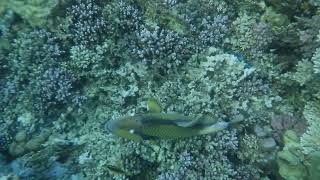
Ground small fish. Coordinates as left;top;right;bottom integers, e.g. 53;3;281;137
105;113;236;142
106;165;131;176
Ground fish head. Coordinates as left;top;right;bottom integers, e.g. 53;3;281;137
105;116;144;142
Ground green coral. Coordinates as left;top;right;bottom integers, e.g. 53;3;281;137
277;130;308;180
261;6;289;28
238;134;261;163
291;59;314;85
277;129;320;180
304;151;320;180
0;0;59;27
301;102;320;154
312;40;320;74
275;16;320;180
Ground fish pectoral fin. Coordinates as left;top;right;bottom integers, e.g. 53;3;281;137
175;118;200;127
147;99;162;113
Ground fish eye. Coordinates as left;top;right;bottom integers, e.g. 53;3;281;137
129;129;135;134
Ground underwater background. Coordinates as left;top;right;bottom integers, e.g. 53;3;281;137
0;0;320;179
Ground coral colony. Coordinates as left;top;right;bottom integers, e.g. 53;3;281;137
0;0;320;179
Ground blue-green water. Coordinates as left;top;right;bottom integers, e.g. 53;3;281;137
0;0;319;179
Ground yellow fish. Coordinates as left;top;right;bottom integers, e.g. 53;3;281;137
105;99;241;142
105;113;236;142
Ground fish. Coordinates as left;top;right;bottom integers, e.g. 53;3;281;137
106;165;131;176
105;112;237;142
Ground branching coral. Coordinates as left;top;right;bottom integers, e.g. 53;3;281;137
131;25;190;69
32;68;75;112
67;0;107;46
301;102;320;154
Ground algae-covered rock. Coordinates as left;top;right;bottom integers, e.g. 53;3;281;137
261;7;289;28
15;130;27;142
25;131;50;151
260;137;276;151
0;0;59;27
9;142;26;157
17;112;35;127
25;137;44;151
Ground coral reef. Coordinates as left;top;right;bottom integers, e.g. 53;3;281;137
0;0;319;179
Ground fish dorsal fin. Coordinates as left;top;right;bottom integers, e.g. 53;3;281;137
147;99;162;113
